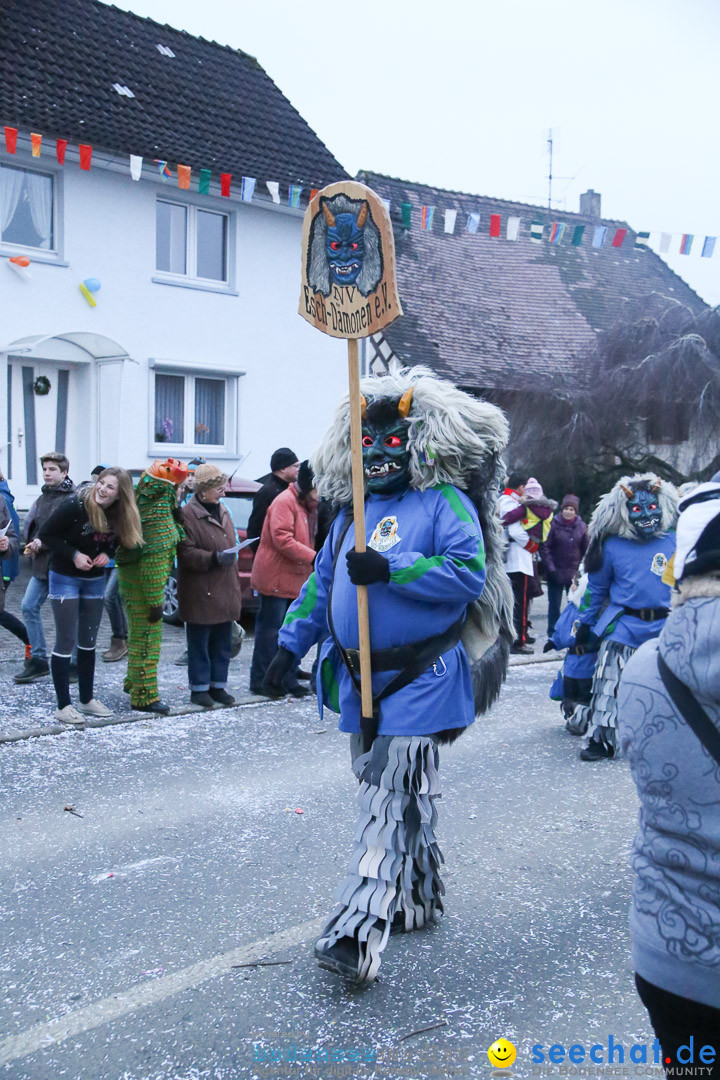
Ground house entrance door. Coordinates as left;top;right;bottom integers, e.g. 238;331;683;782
6;359;78;508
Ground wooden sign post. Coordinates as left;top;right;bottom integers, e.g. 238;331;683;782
299;181;403;729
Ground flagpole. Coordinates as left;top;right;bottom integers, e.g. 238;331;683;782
347;338;374;724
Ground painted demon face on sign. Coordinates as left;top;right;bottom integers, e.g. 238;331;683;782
325;207;367;287
627;489;662;539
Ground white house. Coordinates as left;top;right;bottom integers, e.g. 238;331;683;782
0;0;351;508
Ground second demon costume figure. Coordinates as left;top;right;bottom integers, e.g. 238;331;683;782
265;367;513;983
571;473;678;761
116;459;187;714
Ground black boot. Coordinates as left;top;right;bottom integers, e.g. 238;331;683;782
208;688;236;706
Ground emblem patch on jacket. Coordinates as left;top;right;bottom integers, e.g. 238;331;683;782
650;552;668;577
369;515;401;552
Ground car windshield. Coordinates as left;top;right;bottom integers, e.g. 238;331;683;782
222;494;253;531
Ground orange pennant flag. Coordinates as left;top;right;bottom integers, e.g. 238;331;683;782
30;132;42;157
177;164;191;190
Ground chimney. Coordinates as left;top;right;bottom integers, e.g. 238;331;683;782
579;189;601;218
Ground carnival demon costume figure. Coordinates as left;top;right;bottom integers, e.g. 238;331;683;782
572;473;678;762
264;367;514;983
116;459;187;714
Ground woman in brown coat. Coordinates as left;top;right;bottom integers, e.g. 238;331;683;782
177;464;243;708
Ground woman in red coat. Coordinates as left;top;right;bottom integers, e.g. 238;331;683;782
249;461;317;696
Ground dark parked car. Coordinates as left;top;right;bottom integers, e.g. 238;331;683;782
163;474;261;624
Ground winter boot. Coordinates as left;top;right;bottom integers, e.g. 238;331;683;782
102;637;128;662
14;657;50;683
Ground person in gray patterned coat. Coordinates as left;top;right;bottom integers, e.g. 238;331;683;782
617;480;720;1075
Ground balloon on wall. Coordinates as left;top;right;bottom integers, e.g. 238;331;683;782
79;277;101;307
7;255;31;279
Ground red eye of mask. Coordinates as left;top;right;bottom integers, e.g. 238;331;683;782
362;436;373;447
385;435;402;448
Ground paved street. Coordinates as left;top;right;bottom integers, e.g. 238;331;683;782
0;593;653;1080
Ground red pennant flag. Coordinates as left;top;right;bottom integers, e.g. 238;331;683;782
4;126;17;153
56;139;67;164
310;188;319;202
79;144;92;170
489;213;501;237
220;172;231;197
611;227;627;248
30;132;42;157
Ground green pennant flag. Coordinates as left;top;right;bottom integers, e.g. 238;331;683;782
572;225;585;247
199;168;211;195
401;203;412;229
530;220;543;243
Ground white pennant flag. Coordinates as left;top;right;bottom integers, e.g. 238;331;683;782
129;155;142;181
266;181;280;204
444;209;457;234
659;233;672;253
506;216;521;241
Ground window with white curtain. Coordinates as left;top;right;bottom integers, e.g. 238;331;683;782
154;372;228;448
156;200;228;282
0;165;54;249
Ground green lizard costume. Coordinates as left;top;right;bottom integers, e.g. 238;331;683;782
116;463;186;710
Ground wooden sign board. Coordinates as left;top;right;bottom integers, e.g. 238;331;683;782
299;180;403;339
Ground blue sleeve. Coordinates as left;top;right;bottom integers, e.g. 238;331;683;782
579;544;613;624
386;485;485;604
278;514;340;658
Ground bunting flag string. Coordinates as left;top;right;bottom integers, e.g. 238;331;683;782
1;124;716;259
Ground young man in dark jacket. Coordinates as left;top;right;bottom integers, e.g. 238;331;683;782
246;448;299;550
14;452;75;683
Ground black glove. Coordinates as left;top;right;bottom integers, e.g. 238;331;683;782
148;604;163;624
346;547;390;585
263;646;297;698
213;549;237;567
574;622;599;650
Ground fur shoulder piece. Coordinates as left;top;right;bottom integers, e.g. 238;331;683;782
585;473;678;572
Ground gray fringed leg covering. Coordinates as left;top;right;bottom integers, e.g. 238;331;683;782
316;734;444;983
572;639;636;752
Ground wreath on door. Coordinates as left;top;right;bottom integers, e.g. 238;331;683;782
33;376;51;396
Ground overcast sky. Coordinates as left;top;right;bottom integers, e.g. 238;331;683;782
106;0;719;306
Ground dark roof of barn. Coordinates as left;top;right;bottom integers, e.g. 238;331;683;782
0;0;348;189
357;171;708;393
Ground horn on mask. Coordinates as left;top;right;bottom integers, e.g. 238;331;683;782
398;388;414;418
321;200;336;227
356;201;368;228
360;394;368;420
650;478;662;493
619;483;634;499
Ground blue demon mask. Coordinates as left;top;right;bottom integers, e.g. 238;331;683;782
322;200;367;287
627;488;662;539
361;390;413;495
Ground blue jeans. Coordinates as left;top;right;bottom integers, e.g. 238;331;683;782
249;595;299;691
21;576;49;660
186;622;233;691
104;568;128;638
547;580;569;639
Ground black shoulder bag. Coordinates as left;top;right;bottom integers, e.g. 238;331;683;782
657;654;720;767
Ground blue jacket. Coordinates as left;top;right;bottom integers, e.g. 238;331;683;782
618;593;720;1009
579;533;675;648
279;485;486;736
0;480;20;583
551;591;598;682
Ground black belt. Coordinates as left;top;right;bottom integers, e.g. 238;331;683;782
623;606;670;622
345;618;464;676
568;644;593;655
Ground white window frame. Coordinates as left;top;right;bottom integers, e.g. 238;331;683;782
0;158;66;265
149;363;242;455
152;196;237;295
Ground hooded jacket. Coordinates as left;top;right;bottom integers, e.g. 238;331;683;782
23;476;76;580
617;579;720;1009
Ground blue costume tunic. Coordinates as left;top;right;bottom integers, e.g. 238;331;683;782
279;484;486;737
578;533;675;648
